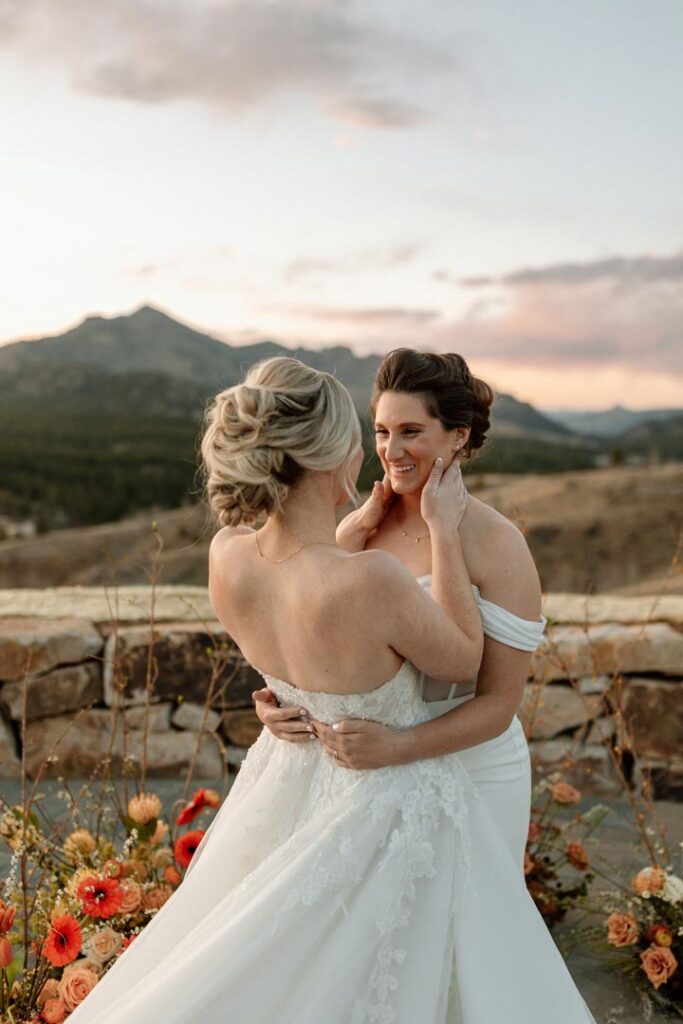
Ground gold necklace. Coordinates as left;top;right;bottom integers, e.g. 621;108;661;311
253;532;338;564
398;518;431;544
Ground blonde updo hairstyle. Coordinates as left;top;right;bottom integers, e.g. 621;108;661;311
201;356;362;526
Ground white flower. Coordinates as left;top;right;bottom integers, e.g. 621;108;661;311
661;873;683;905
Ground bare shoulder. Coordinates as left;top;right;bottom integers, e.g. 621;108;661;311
208;524;255;570
465;498;542;619
345;547;412;594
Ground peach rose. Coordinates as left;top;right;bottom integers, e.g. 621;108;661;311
127;793;162;825
102;858;124;879
62;958;100;978
567;841;589;871
142;886;172;911
606;912;639;948
41;997;67;1023
640;945;678;990
37;978;61;1008
550;781;581;805
58;964;98;1011
118;879;142;914
632;867;666;896
83;926;122;964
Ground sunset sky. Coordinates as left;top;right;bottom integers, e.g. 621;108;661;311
1;0;681;409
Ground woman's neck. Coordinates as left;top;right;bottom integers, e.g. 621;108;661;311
261;478;338;547
395;487;424;525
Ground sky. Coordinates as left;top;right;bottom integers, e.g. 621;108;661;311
0;0;681;410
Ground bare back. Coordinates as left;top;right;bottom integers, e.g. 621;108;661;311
209;528;407;695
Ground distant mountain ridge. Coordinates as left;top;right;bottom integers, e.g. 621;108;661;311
0;304;571;439
544;405;683;437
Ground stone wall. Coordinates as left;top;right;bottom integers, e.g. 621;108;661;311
0;587;681;798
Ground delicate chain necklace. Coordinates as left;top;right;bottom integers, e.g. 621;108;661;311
398;517;431;544
253;532;338;564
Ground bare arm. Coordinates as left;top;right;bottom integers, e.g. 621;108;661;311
316;522;543;767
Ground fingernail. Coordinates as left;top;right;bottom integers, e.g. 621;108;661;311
309;734;317;741
435;457;443;465
299;709;308;717
306;724;314;733
332;723;340;731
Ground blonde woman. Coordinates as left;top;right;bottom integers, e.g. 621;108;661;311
69;357;594;1024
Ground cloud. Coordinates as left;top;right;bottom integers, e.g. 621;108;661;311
0;0;452;127
460;252;683;288
428;250;683;377
270;304;440;327
283;243;421;283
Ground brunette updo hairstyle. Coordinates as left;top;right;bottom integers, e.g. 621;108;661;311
200;356;361;526
370;348;494;459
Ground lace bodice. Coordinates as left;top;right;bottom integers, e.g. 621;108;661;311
258;659;432;730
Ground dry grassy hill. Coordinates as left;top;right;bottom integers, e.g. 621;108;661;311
0;464;680;595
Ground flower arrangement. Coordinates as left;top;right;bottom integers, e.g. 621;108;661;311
0;785;222;1022
524;775;611;926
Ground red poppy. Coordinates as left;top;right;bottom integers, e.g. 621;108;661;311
176;789;221;827
41;915;82;967
174;830;206;868
76;875;124;919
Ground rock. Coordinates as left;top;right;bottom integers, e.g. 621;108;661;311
120;703;172;731
0;715;21;778
221;709;263;747
225;746;249;766
0;586;215;624
518;684;603;739
0;618;103;682
621;678;683;761
171;702;221;732
583;715;616;745
22;709;225;778
645;760;683;800
0;663;102;721
532;622;683;683
543;593;683;628
102;623;259;708
577;675;612;695
529;739;620;796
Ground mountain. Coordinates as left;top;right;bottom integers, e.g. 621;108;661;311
543;404;683;438
0;304;573;436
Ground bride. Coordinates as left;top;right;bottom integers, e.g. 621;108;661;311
69;356;595;1023
255;348;544;872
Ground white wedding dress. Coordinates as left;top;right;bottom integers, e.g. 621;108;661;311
69;601;596;1023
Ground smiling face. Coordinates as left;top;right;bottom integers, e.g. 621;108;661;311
373;391;469;495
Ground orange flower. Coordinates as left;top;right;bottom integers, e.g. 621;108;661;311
550;781;581;805
523;851;535;876
632;867;666;896
41;997;67;1023
567;841;589;871
176;789;221;827
37;979;60;1008
58;964;98;1011
174;829;205;868
117;880;142;914
41;915;82;967
645;924;673;948
102;859;123;879
527;821;541;844
164;866;182;887
0;899;17;933
142;886;172;911
640;945;678;990
0;936;13;968
76;876;124;919
606;912;639;948
119;934;136;952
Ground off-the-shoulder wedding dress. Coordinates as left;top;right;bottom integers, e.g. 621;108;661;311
69;642;596;1022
